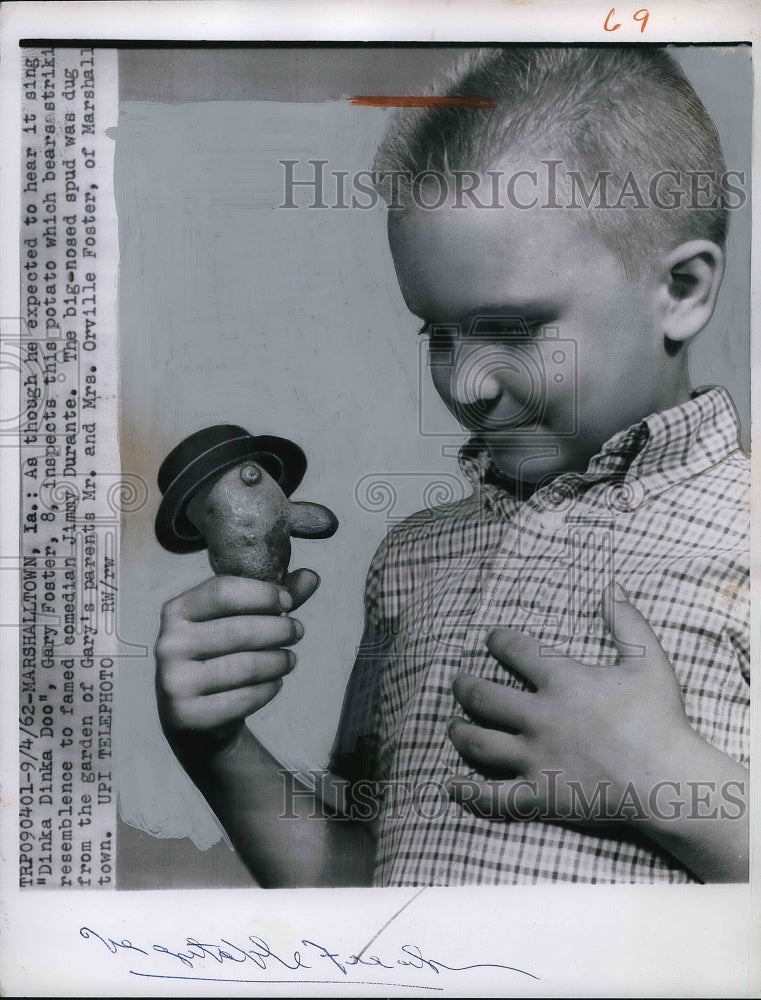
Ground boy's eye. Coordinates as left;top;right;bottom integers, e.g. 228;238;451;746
424;324;459;358
421;317;541;349
426;323;456;343
467;316;536;338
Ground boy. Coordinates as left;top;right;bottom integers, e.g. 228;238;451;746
154;46;749;885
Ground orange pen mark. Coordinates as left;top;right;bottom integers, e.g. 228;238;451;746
349;95;496;109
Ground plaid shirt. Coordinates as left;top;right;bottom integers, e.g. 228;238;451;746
332;386;750;885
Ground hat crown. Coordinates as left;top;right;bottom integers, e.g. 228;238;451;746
158;424;251;495
155;424;307;554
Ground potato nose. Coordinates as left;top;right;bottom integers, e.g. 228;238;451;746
450;344;503;407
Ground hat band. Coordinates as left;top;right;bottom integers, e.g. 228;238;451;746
162;433;253;498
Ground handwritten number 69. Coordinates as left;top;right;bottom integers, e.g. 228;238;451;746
604;8;650;33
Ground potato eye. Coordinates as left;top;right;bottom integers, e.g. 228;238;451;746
240;463;262;486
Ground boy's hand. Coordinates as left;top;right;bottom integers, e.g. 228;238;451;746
447;584;698;823
155;568;319;760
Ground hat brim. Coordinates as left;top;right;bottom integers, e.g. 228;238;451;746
155;434;306;554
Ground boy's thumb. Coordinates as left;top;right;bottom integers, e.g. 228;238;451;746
601;581;668;669
284;567;321;610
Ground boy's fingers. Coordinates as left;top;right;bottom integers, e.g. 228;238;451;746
182;614;303;660
181;681;284;729
446;777;540;822
485;628;552;688
452;674;531;731
284;568;321;610
171;649;296;697
448;718;526;771
601;583;669;667
171;575;285;623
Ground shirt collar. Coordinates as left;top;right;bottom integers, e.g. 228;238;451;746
459;386;743;514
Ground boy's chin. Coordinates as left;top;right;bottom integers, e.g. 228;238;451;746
486;439;586;486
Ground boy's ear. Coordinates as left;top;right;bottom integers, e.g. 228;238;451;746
655;240;725;344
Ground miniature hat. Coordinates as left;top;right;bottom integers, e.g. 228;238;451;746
155;424;307;553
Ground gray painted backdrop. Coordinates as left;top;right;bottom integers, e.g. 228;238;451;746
114;46;750;887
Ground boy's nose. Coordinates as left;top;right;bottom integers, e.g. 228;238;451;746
450;344;503;407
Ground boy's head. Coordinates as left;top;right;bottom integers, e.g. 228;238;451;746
376;46;728;483
375;46;728;280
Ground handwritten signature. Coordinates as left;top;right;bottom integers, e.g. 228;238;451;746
79;926;539;985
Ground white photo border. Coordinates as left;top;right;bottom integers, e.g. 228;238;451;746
1;2;758;997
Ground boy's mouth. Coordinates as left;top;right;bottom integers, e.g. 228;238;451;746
452;394;550;435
